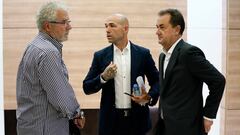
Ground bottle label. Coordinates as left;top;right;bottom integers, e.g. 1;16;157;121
133;84;141;96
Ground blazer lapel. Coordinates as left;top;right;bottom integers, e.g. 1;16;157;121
101;45;114;90
103;44;114;68
159;53;165;95
164;40;183;84
159;53;165;82
130;42;141;91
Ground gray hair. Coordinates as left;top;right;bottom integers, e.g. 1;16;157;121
36;1;68;31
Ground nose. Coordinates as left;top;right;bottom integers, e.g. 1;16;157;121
106;26;110;33
67;23;72;30
156;28;160;35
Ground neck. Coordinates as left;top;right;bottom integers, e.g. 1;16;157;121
115;38;128;51
164;35;181;51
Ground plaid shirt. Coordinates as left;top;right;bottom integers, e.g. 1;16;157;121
16;32;80;135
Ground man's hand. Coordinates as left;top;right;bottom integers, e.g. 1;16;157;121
74;117;85;129
203;118;213;133
101;61;117;81
131;86;151;105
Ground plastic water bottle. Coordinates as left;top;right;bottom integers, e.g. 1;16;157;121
133;84;141;96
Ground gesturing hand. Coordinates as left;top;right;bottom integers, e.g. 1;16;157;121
101;61;117;81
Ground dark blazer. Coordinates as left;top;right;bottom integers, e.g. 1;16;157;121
156;39;225;135
83;42;160;135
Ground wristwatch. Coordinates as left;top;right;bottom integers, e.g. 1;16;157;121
73;108;84;119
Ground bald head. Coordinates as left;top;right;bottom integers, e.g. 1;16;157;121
105;13;129;46
106;13;129;26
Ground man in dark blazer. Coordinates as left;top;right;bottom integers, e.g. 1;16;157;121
155;9;226;135
83;14;159;135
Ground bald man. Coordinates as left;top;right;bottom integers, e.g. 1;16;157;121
83;14;160;135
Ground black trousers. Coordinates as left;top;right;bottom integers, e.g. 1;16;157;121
153;118;209;135
69;120;81;135
114;109;146;135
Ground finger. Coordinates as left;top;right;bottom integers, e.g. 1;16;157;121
141;87;147;94
110;65;117;71
107;73;114;78
132;96;141;101
205;127;209;133
77;119;83;129
204;125;207;133
74;119;81;129
109;61;113;65
111;70;117;76
79;118;85;129
206;125;211;133
106;61;113;69
81;117;86;128
107;68;112;73
131;97;136;101
108;67;115;74
204;119;212;133
110;67;115;73
107;71;111;76
131;96;140;101
74;119;78;125
112;64;117;68
112;66;117;71
108;70;115;75
110;61;117;67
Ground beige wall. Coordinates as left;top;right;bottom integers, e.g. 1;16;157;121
221;0;240;134
3;0;187;109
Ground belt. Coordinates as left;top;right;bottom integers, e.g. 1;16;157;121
115;108;131;117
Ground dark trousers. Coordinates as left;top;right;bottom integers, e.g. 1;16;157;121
113;109;146;135
69;120;81;135
154;118;208;135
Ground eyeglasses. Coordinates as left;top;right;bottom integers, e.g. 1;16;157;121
49;20;71;25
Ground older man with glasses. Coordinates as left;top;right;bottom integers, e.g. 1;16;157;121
16;2;85;135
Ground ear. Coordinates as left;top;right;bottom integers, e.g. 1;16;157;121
175;25;181;35
124;25;129;33
43;21;51;32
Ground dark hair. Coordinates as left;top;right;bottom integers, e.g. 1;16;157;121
158;9;185;35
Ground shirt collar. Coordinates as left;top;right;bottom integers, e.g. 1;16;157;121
38;32;63;53
163;38;181;55
113;41;131;52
